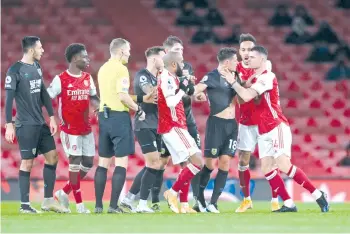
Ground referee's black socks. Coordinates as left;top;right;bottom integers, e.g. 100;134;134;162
110;166;126;209
19;170;30;204
94;166;107;208
43;164;57;198
140;167;158;201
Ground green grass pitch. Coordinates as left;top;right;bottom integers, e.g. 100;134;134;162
1;201;350;233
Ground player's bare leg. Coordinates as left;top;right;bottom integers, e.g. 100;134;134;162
136;151;161;213
261;156;296;212
275;155;329;212
179;162;197;213
41;150;69;213
150;156;169;211
164;153;203;214
236;150;254;212
19;159;41;213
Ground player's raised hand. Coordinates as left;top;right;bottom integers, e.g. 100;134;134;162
194;92;207;102
5;123;15;143
49;116;58;136
219;68;236;84
136;105;146;121
143;88;157;104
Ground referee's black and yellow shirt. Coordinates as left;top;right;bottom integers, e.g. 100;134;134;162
98;58;130;112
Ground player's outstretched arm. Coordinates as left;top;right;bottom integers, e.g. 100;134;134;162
232;82;259;103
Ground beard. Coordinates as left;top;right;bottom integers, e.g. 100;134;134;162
175;63;183;77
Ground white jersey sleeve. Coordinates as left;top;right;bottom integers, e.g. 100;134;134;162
47;75;61;98
250;72;275;95
89;75;97;96
266;60;272;72
160;70;184;107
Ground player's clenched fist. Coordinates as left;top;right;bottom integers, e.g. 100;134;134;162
179;76;195;95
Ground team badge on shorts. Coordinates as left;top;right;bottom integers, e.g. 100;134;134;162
153;141;157;148
211;148;217;155
72;145;77;151
161;148;166;154
32;148;37;155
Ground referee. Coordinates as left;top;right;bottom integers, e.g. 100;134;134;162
4;36;68;214
94;38;155;213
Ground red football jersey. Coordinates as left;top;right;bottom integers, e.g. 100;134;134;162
250;71;289;134
157;69;187;134
236;62;257;125
47;70;97;135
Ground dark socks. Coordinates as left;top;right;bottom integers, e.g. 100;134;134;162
210;169;228;205
43;164;57;198
151;169;165;204
110;166;126;209
198;166;213;206
129;167;146;195
140;167;158;200
19;170;30;203
94;166;107;208
191;172;201;199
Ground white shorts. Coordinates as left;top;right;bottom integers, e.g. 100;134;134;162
60;131;95;157
162;127;201;165
257;122;292;158
237;124;259;152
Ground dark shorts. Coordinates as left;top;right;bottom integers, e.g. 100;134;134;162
16;124;56;160
204;116;238;158
98;111;134;158
160;124;200;158
135;128;162;154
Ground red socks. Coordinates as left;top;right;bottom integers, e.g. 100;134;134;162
179;182;190;203
265;169;291;201
287;165;316;194
172;164;200;193
238;165;251;197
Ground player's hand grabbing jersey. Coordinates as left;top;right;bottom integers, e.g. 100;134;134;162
200;69;237;115
47;70;97;135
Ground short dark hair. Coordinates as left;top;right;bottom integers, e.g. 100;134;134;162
251;45;268;57
21;36;40;53
145;46;165;57
217;47;237;62
163;36;183;48
239;33;256;45
65;43;86;63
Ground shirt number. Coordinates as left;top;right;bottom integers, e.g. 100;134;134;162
229;139;237;151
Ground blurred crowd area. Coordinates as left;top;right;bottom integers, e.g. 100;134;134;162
1;0;349;180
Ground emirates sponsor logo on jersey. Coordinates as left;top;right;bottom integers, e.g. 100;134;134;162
67;89;89;101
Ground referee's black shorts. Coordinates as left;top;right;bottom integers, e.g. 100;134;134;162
98;111;134;158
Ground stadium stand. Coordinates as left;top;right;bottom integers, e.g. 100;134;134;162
1;0;349;180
